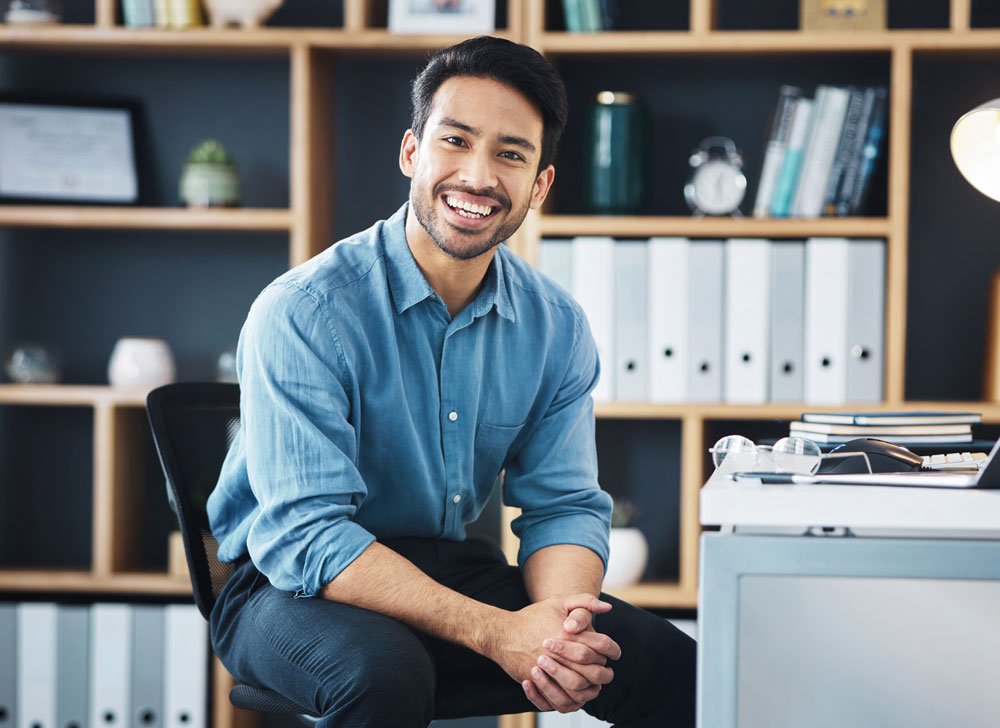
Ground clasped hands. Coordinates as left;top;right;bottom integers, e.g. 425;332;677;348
490;593;621;714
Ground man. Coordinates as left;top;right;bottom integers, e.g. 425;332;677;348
207;35;695;726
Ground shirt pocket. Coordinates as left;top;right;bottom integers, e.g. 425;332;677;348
474;421;526;491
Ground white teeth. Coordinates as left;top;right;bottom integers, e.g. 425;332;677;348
445;195;493;217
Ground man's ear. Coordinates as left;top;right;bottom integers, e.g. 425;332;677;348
399;129;418;179
529;164;555;210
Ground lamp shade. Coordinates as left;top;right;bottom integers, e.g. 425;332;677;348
951;98;1000;202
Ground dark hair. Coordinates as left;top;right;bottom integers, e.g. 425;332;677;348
410;36;568;172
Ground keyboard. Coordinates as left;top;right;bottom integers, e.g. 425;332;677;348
922;451;989;470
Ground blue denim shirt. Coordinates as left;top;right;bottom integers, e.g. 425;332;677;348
208;203;612;597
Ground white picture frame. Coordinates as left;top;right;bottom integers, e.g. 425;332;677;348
388;0;495;35
0;98;139;204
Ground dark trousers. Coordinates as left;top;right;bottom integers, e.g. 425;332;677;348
210;537;696;727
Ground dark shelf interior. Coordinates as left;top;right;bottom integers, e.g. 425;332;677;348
596;419;682;582
0;405;93;569
906;54;1000;401
0;229;288;385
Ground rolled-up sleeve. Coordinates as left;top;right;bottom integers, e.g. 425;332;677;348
502;308;613;571
239;282;375;597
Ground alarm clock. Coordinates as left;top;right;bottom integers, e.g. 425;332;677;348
684;136;747;216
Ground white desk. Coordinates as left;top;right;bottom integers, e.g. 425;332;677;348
701;473;1000;537
697;474;1000;728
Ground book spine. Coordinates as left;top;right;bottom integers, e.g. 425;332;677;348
580;0;603;31
753;85;801;218
821;87;865;217
792;85;850;218
169;0;203;27
562;0;584;32
769;97;814;218
598;0;618;30
830;86;877;217
153;0;170;27
846;86;888;215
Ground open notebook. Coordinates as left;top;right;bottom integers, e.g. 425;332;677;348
738;438;1000;489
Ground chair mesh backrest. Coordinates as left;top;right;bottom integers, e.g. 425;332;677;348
147;383;241;620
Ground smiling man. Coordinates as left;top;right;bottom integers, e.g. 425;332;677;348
207;36;696;727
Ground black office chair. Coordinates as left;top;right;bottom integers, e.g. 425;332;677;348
146;382;319;718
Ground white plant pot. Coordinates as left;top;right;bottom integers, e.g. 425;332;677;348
108;337;176;389
604;527;649;588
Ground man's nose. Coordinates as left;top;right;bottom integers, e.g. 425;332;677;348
458;148;498;190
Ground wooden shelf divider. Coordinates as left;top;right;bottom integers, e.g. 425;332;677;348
0;205;293;231
539;215;892;239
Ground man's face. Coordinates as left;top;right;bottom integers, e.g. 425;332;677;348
400;75;554;261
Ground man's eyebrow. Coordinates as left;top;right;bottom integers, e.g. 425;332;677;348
498;134;537;154
437;117;537;155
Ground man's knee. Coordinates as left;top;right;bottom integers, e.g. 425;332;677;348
317;626;436;724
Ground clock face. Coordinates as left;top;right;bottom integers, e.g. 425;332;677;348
689;159;747;215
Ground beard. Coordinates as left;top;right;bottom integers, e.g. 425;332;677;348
410;181;527;261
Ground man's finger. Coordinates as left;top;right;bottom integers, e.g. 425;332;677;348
545;653;615;686
544;637;606;666
537;654;591;692
562;593;612;618
545;632;621;662
522;679;553;712
563;607;592;634
563;629;623;661
530;664;584;713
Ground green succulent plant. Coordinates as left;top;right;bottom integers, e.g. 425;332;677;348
187;139;234;166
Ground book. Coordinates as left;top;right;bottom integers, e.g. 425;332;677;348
562;0;585;32
122;0;155;27
791;422;972;436
753;85;801;218
578;0;603;31
769;96;814;218
598;0;619;30
801;411;982;426
796;432;973;445
153;0;171;27
826;86;877;216
792;85;851;218
168;0;203;28
845;86;888;215
821;86;865;216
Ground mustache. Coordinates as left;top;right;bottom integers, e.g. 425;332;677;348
436;184;511;212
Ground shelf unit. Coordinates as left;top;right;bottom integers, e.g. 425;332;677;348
1;0;998;726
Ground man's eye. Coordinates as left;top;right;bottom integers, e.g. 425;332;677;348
444;136;465;146
500;151;524;162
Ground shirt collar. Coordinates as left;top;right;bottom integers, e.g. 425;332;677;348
383;203;436;315
383;202;516;323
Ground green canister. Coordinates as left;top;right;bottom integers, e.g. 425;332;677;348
585;91;649;214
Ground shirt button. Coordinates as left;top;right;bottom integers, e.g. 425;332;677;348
453;494;462;504
448;411;458;422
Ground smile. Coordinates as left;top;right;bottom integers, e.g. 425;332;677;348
444;195;497;220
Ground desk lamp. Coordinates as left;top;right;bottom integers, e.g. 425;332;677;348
951;98;1000;400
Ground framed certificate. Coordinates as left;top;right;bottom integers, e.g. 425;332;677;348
0;98;140;204
388;0;495;35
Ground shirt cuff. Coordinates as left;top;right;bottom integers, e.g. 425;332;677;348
516;512;611;573
255;519;377;599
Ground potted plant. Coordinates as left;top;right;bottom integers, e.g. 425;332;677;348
179;139;242;208
604;497;649;588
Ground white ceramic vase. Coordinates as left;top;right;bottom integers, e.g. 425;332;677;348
108;337;176;389
604;527;649;588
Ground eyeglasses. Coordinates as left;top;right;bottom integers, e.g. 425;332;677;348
710;435;822;475
709;434;876;478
